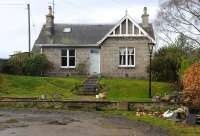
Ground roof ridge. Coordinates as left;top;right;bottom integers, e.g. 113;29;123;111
54;23;115;26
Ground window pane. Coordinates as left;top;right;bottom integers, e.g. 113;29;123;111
119;48;126;55
120;55;126;65
61;50;67;56
128;48;134;55
119;48;127;65
61;57;67;66
91;49;99;53
123;55;126;65
119;55;122;65
128;55;134;65
69;57;75;66
69;49;75;56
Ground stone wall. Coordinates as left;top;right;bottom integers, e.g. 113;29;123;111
39;36;150;78
0;100;179;111
42;47;91;76
100;37;150;79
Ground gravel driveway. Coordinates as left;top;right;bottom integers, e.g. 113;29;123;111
0;109;171;136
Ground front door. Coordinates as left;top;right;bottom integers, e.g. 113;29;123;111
89;49;100;75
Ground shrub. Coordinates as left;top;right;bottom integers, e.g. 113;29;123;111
149;34;200;82
182;61;200;106
150;46;182;82
2;52;52;76
4;52;29;74
0;59;8;73
23;54;52;76
76;63;86;75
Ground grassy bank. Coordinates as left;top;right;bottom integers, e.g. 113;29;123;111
0;74;86;100
101;78;174;101
102;111;200;136
0;74;174;101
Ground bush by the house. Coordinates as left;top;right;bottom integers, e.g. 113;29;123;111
23;54;53;76
2;52;52;76
3;52;30;74
150;44;185;82
149;34;199;82
0;59;8;73
76;63;86;75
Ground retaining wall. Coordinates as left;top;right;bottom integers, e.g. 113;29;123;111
0;100;179;111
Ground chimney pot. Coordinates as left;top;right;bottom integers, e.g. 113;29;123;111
48;6;53;16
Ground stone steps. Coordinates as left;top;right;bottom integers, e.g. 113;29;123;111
79;76;100;95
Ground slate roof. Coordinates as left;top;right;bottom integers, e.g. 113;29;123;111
33;23;154;51
35;24;115;45
139;23;155;39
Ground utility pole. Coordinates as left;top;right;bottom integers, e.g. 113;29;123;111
52;0;55;15
27;4;31;54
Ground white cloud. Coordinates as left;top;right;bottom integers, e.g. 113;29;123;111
0;0;159;58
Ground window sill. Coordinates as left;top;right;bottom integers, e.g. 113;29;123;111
60;66;76;69
118;65;135;68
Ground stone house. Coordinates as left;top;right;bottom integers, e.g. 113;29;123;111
33;6;155;79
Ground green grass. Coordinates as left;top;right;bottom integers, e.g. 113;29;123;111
101;78;174;101
102;111;200;136
0;74;174;101
0;74;86;100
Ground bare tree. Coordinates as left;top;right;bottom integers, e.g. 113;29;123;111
155;0;200;47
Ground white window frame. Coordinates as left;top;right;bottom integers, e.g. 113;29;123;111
60;49;76;69
119;48;135;67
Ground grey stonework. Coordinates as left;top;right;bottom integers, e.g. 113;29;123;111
42;47;91;76
100;37;150;79
41;37;150;79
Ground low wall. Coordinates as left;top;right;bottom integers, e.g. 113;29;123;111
0;100;179;111
128;102;179;112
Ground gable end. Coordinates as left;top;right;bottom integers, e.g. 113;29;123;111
98;14;155;45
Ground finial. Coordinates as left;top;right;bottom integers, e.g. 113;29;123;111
125;9;128;16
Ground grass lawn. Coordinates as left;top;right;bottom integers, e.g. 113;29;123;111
101;78;174;101
102;111;200;136
0;74;88;100
0;74;174;101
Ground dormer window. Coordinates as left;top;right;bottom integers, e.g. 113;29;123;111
63;28;71;33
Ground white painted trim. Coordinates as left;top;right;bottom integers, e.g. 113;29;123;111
118;65;135;68
119;47;136;67
126;18;128;35
134;48;136;67
99;49;101;74
119;24;122;35
40;47;43;54
97;13;155;45
36;44;98;47
60;66;76;69
61;49;76;68
108;35;144;37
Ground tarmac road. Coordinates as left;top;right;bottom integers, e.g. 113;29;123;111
0;109;171;136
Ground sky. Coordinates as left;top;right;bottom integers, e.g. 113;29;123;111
0;0;159;58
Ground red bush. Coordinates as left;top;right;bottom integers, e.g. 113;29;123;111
182;62;200;107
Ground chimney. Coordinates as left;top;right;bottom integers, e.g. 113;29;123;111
45;6;54;36
141;7;149;28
